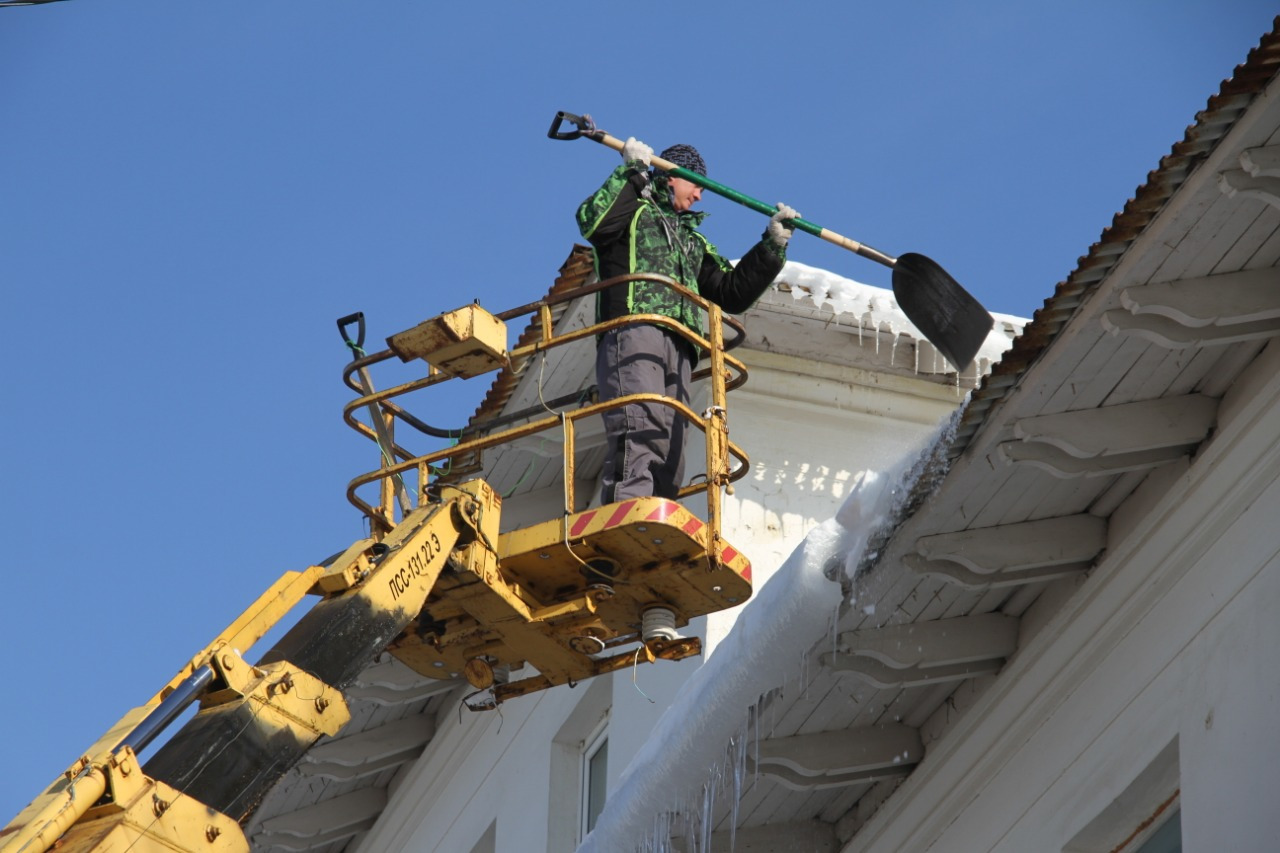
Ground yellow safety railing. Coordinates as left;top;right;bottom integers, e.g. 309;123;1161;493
339;273;752;539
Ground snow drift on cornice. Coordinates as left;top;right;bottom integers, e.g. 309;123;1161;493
773;260;1025;370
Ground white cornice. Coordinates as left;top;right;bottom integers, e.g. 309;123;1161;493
848;338;1280;851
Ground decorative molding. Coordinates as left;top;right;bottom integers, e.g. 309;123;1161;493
917;516;1106;572
1012;396;1216;457
822;613;1019;687
299;716;435;781
1102;258;1280;349
1218;145;1280;209
346;656;460;706
751;724;922;790
904;554;1092;590
748;760;913;793
1103;266;1280;347
902;515;1105;589
1102;309;1280;348
999;441;1195;479
1218;169;1280;209
1240;144;1280;177
1118;268;1280;327
998;396;1217;478
253;787;387;852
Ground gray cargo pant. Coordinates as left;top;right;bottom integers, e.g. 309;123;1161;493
596;324;695;503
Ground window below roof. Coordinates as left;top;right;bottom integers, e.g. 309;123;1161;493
548;677;612;850
1063;739;1180;853
469;820;496;853
581;719;609;839
1134;808;1181;853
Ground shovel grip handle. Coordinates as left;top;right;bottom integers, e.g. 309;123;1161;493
337;311;366;352
548;111;601;141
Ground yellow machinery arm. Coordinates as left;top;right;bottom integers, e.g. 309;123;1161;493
143;483;501;823
2;274;757;852
2;482;498;853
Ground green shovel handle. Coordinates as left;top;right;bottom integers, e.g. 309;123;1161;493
550;111;896;270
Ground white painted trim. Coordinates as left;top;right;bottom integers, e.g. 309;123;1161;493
1119;267;1280;326
915;516;1106;571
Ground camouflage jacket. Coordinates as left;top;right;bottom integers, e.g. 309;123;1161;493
576;161;786;336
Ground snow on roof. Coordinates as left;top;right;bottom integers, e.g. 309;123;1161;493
774;260;1025;370
577;437;941;852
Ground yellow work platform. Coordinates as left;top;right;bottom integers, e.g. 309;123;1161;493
387;496;752;705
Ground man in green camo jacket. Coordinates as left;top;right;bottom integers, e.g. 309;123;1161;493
576;137;800;503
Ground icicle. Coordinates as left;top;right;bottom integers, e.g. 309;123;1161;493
700;780;711;852
752;702;760;785
830;600;842;659
729;726;747;852
660;809;680;850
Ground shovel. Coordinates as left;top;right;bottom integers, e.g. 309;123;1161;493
549;111;994;372
337;311;413;518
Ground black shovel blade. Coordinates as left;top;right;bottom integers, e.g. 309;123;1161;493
892;252;993;372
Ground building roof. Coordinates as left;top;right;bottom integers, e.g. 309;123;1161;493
583;16;1280;852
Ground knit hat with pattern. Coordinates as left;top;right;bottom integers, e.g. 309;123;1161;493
659;144;706;176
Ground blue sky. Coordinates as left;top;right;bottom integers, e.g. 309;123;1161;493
2;0;1274;824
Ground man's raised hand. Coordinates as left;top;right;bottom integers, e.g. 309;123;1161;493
767;203;801;247
621;137;653;168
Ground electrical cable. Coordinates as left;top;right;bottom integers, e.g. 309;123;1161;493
631;648;655;704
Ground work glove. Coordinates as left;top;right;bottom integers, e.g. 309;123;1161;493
766;203;801;248
621;137;653;169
